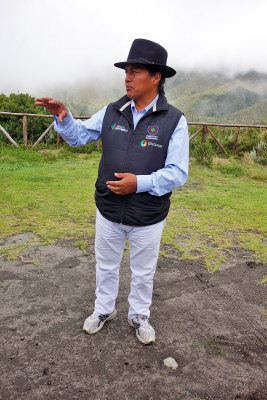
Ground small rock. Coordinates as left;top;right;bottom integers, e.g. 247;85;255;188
163;357;178;370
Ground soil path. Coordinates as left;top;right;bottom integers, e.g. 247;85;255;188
0;233;266;400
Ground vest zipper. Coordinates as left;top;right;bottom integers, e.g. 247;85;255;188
117;107;157;224
119;125;135;224
120;197;125;224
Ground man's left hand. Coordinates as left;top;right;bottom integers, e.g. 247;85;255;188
106;173;137;195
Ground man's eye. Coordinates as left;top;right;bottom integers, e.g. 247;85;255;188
125;70;138;74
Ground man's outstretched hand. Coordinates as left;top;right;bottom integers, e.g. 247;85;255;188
106;173;137;195
34;97;68;123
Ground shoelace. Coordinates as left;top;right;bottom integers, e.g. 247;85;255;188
89;312;108;321
99;313;110;322
133;315;150;328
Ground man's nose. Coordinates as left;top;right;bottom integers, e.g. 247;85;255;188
125;72;131;82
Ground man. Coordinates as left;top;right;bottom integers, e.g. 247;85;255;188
35;38;189;345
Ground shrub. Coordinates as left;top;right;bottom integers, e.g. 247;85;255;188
0;93;52;144
216;163;244;177
242;152;254;165
193;140;214;167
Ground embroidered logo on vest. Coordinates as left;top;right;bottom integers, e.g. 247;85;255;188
147;125;159;135
111;123;128;132
140;140;162;148
140;140;148;147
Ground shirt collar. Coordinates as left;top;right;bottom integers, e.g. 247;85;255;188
131;93;159;114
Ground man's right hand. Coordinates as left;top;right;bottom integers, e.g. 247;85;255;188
34;97;68;123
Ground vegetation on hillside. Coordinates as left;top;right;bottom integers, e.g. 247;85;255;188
167;70;267;123
0;93;52;143
189;126;267;165
1;92;266;165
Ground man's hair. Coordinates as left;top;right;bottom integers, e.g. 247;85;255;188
145;66;166;95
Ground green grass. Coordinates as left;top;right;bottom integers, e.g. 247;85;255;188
0;145;266;273
0;145;99;243
163;161;266;272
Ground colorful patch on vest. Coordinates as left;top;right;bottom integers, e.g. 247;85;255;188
147;125;159;135
140;140;148;147
111;123;128;132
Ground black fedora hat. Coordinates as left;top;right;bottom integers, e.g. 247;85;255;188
114;38;176;78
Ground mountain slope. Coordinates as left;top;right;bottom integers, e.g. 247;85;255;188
167;70;267;123
49;69;267;124
201;99;267;124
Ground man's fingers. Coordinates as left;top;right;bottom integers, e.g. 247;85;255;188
58;109;68;123
34;102;47;107
35;98;67;121
48;99;61;105
106;180;123;187
114;172;127;178
35;98;55;108
107;185;125;195
107;185;120;192
35;97;53;103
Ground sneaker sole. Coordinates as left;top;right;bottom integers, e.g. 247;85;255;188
128;319;155;345
83;309;117;335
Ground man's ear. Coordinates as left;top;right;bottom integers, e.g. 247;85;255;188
153;72;161;86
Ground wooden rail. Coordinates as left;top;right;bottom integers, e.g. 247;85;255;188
0;112;92;149
187;122;267;153
0;111;266;152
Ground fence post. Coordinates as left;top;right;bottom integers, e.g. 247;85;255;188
202;125;207;142
23;115;27;146
233;126;240;153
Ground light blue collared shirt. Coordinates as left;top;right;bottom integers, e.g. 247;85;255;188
131;94;159;129
53;94;189;196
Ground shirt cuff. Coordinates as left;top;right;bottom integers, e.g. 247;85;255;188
136;175;154;193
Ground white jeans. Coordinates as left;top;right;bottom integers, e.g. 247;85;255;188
94;209;166;319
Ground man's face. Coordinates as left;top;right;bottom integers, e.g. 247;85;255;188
125;64;160;101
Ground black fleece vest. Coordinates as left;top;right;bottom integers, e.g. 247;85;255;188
95;93;183;226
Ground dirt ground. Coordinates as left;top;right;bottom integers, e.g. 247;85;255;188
0;232;266;400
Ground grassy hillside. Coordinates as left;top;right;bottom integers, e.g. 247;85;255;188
168;70;267;123
203;99;267;124
49;69;267;124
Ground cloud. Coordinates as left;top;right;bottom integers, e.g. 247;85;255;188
1;0;266;94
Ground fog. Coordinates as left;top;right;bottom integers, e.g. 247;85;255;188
1;0;266;95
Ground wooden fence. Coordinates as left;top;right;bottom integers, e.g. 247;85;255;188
188;122;267;153
0;111;91;149
0;111;266;153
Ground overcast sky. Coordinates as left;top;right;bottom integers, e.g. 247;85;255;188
1;0;266;95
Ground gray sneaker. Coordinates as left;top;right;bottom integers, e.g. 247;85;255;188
83;309;117;334
128;315;155;345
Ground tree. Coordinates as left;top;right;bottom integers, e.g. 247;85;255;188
0;93;54;144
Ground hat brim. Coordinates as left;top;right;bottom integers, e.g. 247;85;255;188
114;60;176;78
